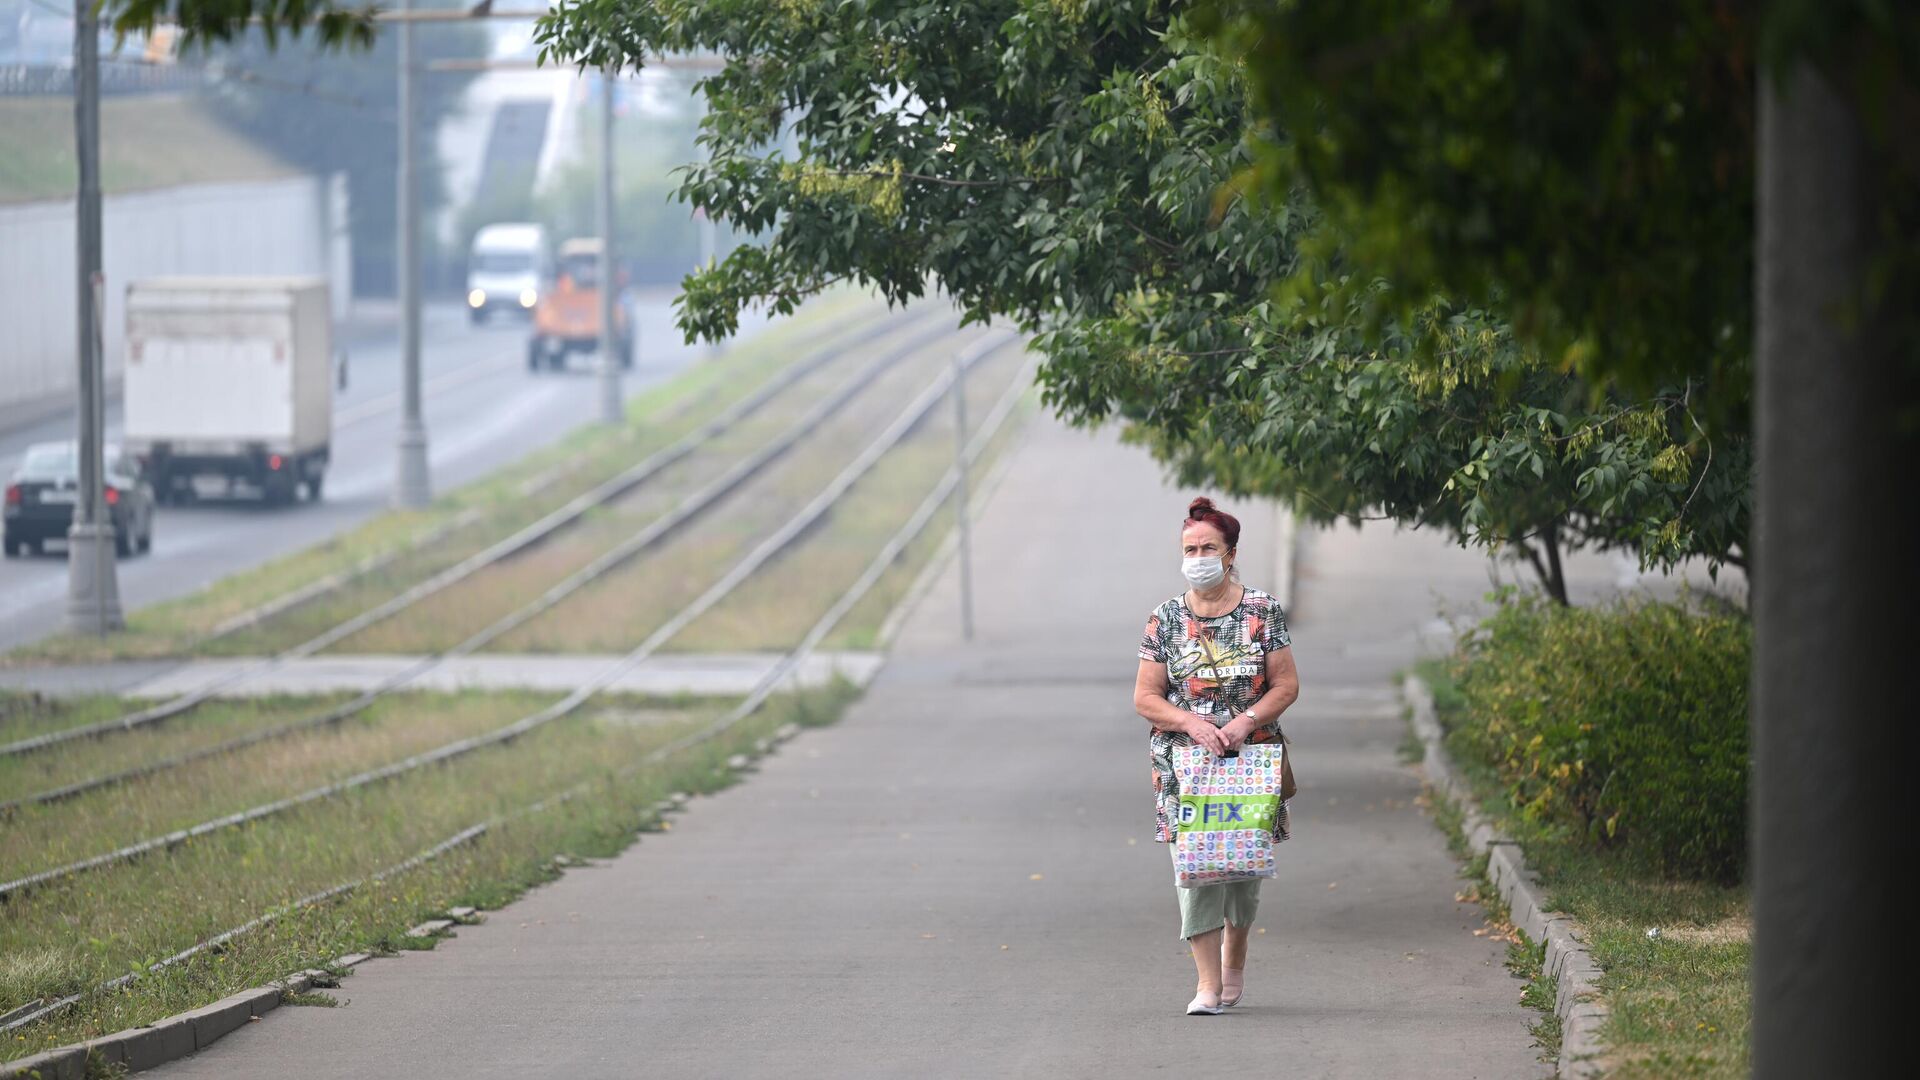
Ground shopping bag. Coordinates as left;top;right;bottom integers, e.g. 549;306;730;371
1171;742;1286;889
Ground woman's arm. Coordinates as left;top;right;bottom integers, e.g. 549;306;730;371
1134;660;1229;755
1221;646;1300;749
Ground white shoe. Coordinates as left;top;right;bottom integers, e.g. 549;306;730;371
1186;992;1224;1016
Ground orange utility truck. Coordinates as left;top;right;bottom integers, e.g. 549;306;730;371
528;238;633;372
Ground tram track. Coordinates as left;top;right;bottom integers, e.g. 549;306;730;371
0;337;1032;1041
0;330;1015;903
0;318;959;816
0;309;925;762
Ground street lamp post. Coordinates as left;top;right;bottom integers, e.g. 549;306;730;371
64;0;123;635
393;0;432;507
597;66;623;426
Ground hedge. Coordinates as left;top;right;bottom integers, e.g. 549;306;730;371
1444;591;1751;882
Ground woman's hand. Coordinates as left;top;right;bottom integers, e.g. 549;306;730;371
1219;713;1259;751
1185;714;1230;756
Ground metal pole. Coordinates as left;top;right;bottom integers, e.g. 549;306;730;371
64;0;123;635
596;67;624;426
393;0;431;507
1752;61;1902;1077
950;351;974;641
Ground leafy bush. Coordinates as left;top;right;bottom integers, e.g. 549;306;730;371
1446;591;1751;882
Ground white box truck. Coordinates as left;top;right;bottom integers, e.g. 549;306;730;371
124;277;332;505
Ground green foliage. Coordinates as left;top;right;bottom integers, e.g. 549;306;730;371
1197;0;1920;428
1195;0;1756;411
100;0;376;50
533;0;1749;585
1446;591;1751;882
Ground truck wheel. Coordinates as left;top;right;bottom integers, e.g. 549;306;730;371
527;340;543;373
139;520;153;554
264;473;296;506
114;527;132;558
306;472;325;501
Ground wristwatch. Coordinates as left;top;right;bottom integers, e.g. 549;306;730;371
1241;706;1260;726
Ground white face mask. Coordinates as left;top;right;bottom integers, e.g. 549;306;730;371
1182;555;1226;590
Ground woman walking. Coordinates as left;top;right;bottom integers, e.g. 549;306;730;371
1135;497;1300;1015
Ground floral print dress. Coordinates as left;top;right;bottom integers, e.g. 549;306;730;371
1139;587;1292;844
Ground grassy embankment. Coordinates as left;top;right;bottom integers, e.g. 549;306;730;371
0;97;296;206
1416;640;1751;1079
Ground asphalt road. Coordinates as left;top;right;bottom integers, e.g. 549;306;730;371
0;291;764;652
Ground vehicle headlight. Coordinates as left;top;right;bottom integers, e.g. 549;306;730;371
519;289;538;308
467;289;487;308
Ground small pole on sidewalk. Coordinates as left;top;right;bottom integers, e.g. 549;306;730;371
65;0;124;635
596;66;624;426
951;351;974;641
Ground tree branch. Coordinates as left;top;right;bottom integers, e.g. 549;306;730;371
811;168;1063;189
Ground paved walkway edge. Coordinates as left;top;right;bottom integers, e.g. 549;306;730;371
0;961;352;1080
1404;675;1607;1079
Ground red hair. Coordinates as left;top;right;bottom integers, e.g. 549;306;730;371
1183;496;1241;551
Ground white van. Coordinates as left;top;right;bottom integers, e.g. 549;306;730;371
466;223;550;323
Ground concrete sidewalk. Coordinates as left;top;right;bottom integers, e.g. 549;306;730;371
154;418;1550;1078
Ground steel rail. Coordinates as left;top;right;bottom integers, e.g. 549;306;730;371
0;310;921;761
1;318;958;814
0;332;1011;903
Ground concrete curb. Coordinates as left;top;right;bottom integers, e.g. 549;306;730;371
0;964;343;1079
1;954;382;1077
1403;675;1607;1079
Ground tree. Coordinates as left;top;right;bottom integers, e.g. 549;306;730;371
1188;3;1916;1073
533;0;1746;600
100;1;376;50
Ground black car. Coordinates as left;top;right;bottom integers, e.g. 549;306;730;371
3;442;155;558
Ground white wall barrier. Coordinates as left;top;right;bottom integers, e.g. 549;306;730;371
0;173;347;419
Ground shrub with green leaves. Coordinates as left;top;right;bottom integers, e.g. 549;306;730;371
1447;591;1751;882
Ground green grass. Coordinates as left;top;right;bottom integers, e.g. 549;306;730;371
0;691;557;882
1415;659;1751;1078
3;289;885;666
0;693;358;807
677;345;1028;652
1;681;855;1063
333;324;949;655
0;98;297;205
467;340;984;655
